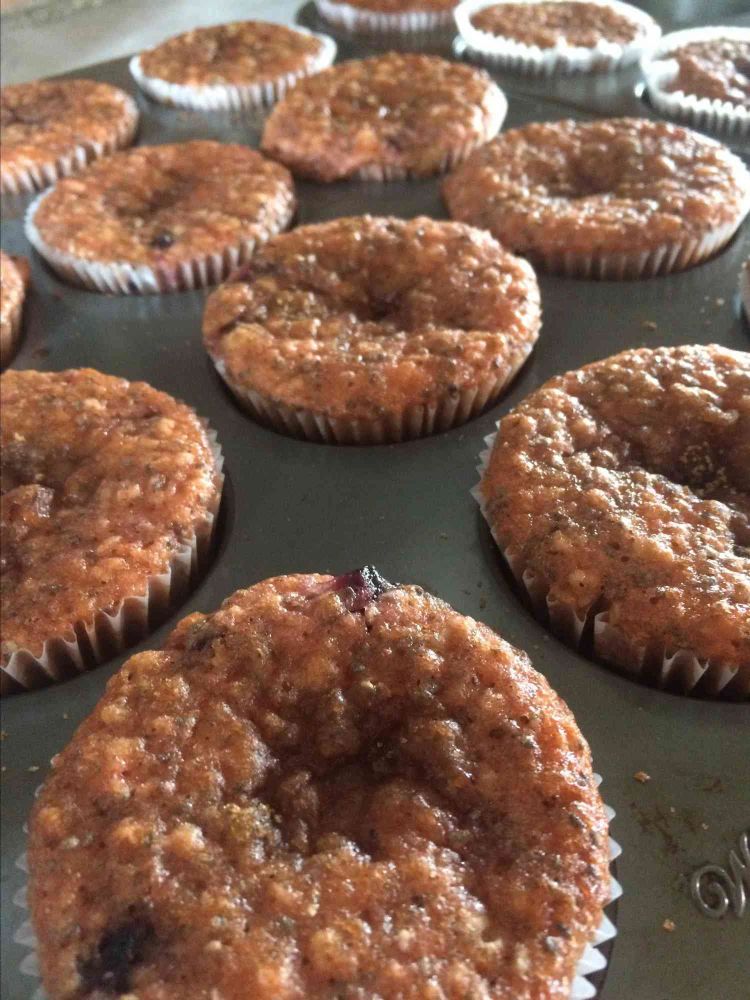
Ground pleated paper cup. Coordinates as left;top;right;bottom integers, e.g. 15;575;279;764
129;30;337;112
474;426;749;699
455;0;661;76
0;432;224;697
642;27;750;142
0;95;139;197
24;190;285;295
315;0;457;34
352;83;506;181
13;775;621;1000
210;340;530;444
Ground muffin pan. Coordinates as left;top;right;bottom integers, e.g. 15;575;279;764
2;13;749;999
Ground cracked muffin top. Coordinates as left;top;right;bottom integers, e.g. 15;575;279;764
443;118;750;258
325;0;458;9
260;54;505;181
29;569;610;999
480;344;750;677
662;36;750;104
138;21;329;87
29;141;295;267
0;79;138;189
468;1;652;49
0;251;28;368
1;368;222;660
203;215;541;422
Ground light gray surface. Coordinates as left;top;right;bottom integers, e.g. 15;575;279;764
2;12;750;1000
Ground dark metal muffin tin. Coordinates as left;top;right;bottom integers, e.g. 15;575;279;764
2;3;749;996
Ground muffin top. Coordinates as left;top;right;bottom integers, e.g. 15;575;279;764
0;368;221;660
138;21;329;86
443;117;750;257
0;251;28;363
469;0;652;49
203;216;540;421
29;141;295;267
261;54;505;181
480;345;750;673
29;569;610;1000
663;36;750;105
326;0;458;10
0;79;137;182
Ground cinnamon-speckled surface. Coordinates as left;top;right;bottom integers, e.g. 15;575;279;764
469;2;649;49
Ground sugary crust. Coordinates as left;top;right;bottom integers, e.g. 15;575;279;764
203;216;540;421
29;572;610;999
0;251;28;368
139;21;327;86
328;0;457;9
0;368;221;660
261;54;504;181
443;118;750;258
481;345;750;671
470;1;646;48
30;141;295;268
664;38;750;104
0;79;138;189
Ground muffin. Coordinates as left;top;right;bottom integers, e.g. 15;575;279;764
443;117;750;279
477;344;750;699
130;21;336;112
0;79;139;196
315;0;459;34
643;27;750;140
0;368;223;693
25;141;295;294
261;54;506;181
0;251;29;367
203;216;541;443
456;0;660;75
28;569;614;999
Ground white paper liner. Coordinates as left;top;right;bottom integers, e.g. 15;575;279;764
13;777;620;1000
642;27;750;141
0;430;224;696
351;83;506;181
315;0;457;34
24;189;293;294
129;30;337;111
474;425;749;699
210;336;531;443
455;0;661;76
0;94;139;196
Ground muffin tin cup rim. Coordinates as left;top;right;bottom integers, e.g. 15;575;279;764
454;0;662;75
129;28;337;112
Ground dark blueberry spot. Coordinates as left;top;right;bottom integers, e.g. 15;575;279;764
333;566;395;612
149;230;175;250
79;917;153;993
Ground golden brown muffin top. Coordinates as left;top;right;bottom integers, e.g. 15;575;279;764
0;251;28;365
29;141;295;268
481;345;750;672
327;0;458;10
261;54;504;181
29;570;610;999
664;37;750;104
1;368;221;659
139;21;327;86
203;215;541;420
444;117;750;257
0;79;137;178
470;1;650;49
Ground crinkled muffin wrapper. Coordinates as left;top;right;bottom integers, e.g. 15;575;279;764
209;334;532;443
315;0;457;34
642;27;750;141
0;282;25;369
0;431;224;697
25;189;293;294
0;96;139;196
129;30;337;111
350;84;507;181
474;426;750;699
13;774;620;1000
454;0;661;75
